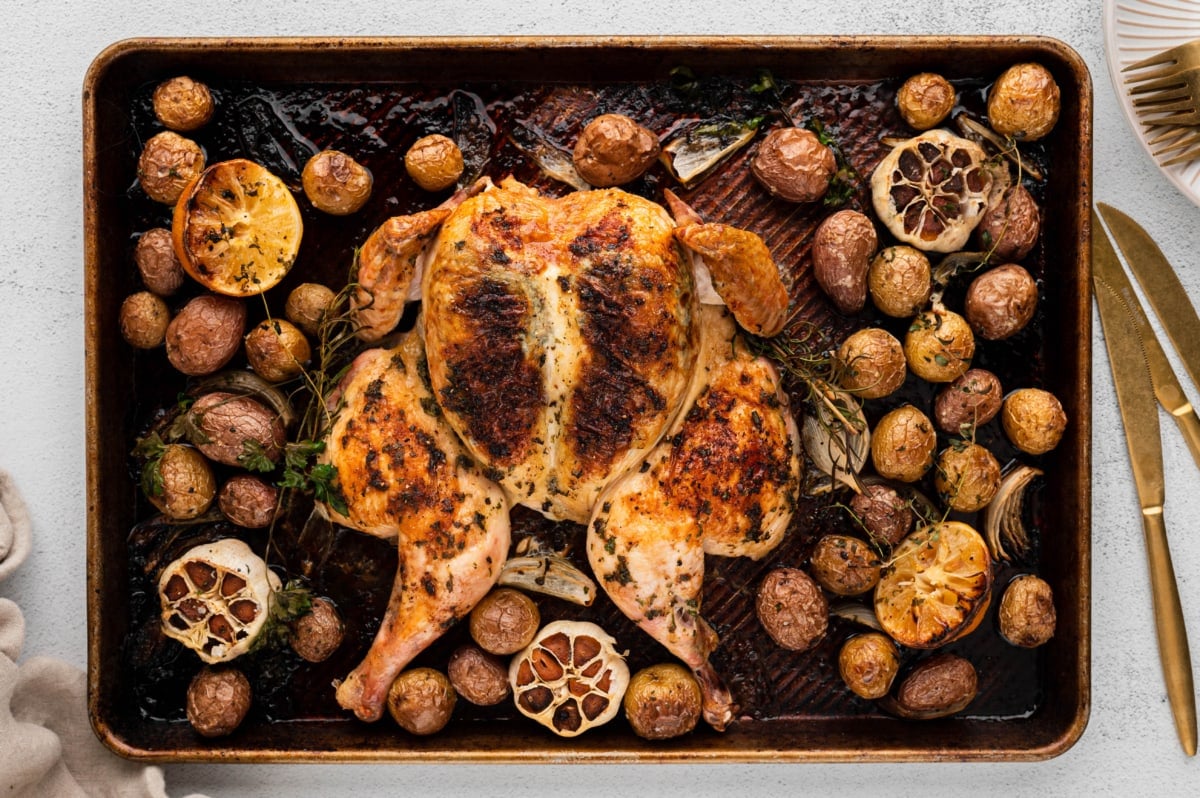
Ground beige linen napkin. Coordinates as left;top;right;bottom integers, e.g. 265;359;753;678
0;468;209;798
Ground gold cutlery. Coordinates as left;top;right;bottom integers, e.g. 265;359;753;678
1093;208;1198;756
1124;39;1200;163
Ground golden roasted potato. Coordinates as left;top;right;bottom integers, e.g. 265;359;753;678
904;308;975;383
999;575;1056;648
138;131;205;205
120;291;170;349
145;444;215;520
469;588;540;655
623;663;703;740
897;72;956;130
809;534;881;596
244;319;311;383
868;245;931;318
387;668;456;735
838;633;900;700
871;405;936;483
1002;388;1068;455
405;134;464;192
988;62;1061;141
836;327;906;400
153;76;215;132
302;150;373;215
285;282;335;337
934;443;1002;513
573;113;660;187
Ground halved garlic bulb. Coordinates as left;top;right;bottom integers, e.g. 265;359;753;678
158;538;280;663
509;620;630;737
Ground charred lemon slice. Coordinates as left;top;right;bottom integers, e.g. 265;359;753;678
870;130;992;253
874;521;992;649
172;158;303;296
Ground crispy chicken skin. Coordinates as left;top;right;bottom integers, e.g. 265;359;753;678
322;330;510;721
587;306;801;730
422;178;698;522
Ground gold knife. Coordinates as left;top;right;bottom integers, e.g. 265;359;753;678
1097;202;1200;473
1093;210;1198;757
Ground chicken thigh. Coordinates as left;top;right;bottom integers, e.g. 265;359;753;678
587;306;801;730
321;329;511;722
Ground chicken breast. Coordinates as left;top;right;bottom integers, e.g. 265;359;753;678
586;305;801;730
321;329;511;721
422;178;698;522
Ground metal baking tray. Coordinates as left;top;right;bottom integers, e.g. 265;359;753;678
84;36;1092;762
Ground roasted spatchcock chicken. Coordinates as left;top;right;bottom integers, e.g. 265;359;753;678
322;177;800;729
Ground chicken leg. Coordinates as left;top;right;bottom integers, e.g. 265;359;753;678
321;329;511;722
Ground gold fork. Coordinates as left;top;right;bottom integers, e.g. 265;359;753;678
1129;67;1200;127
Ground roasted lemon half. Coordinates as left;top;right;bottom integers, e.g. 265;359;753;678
874;520;993;649
173;158;303;296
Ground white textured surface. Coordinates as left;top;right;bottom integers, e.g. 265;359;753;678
1;0;1198;795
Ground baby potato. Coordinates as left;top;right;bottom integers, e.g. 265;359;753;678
302;150;373;215
387;668;456;735
165;294;245;376
756;567;828;652
217;474;278;529
976;184;1041;261
999;575;1056;648
120;291;170;349
897;73;956;131
871;405;937;483
868;245;931;318
285;282;335;337
469;587;540;655
809;534;881;596
836;327;906;400
849;482;914;548
965;263;1038;341
1002;387;1068;455
934;369;1003;435
189;392;286;468
812;209;878;315
904;308;975;383
244;319;311;383
988;62;1061;141
137;131;205;205
145;444;215;520
882;653;978;720
135;227;186;296
289;597;345;663
447;645;510;707
751;127;836;203
623;663;702;740
187;667;251;737
153;76;215;132
934;443;1001;513
405;134;464;192
573;113;660;187
838;633;900;700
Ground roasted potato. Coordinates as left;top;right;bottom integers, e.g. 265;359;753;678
120;291;170;349
217;474;278;529
756;567;828;652
135;227;186;296
285;282;335;337
934;369;1003;435
145;444;215;520
934;443;1002;513
138;131;205;205
387;668;456;735
244;319;311;383
187;667;251;737
999;574;1056;648
164;294;246;376
153;76;215;132
988;62;1061;141
623;663;703;740
447;645;510;706
1002;388;1068;455
881;653;978;720
751;127;836;202
573;113;660;187
904;308;975;383
965;263;1038;341
302;150;373;215
836;327;907;399
405;134;464;192
838;633;900;700
289;597;344;663
812;210;878;314
871;405;937;483
976;184;1041;261
809;535;882;596
189;392;286;468
849;482;914;548
868;245;931;318
469;588;540;655
897;73;956;131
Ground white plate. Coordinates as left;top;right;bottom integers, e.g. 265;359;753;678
1105;0;1200;205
